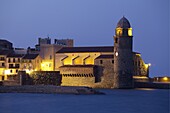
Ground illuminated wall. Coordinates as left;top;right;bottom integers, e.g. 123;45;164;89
55;52;103;70
41;60;53;71
21;55;42;73
59;66;96;87
39;44;63;71
133;53;149;76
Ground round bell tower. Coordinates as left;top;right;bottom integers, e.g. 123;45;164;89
113;16;134;88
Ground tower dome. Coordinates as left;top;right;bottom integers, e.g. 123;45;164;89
117;16;131;28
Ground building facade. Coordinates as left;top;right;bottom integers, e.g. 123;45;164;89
55;17;150;88
0;17;151;88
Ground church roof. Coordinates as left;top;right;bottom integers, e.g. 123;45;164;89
59;65;96;68
57;46;114;53
7;54;24;58
22;54;39;59
117;16;131;28
96;55;114;59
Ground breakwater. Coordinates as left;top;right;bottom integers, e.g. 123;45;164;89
0;85;104;95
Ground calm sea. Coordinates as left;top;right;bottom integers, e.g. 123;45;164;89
0;89;169;113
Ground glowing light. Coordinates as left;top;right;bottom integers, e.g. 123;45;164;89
145;63;151;69
41;62;53;71
136;54;141;57
128;28;132;36
163;77;168;81
116;28;122;36
4;70;10;75
115;52;118;56
148;63;151;67
25;69;33;74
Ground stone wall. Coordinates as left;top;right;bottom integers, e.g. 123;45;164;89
61;76;95;87
133;54;148;76
94;58;114;88
59;65;99;87
29;71;62;85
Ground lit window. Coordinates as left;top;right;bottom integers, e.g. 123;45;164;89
128;28;132;36
116;28;122;36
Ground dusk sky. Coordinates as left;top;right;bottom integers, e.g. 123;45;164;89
0;0;169;77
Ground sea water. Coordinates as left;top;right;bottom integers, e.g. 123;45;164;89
0;89;169;113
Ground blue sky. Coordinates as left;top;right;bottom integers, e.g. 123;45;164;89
0;0;169;77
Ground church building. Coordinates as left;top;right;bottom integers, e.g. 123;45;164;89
55;17;149;88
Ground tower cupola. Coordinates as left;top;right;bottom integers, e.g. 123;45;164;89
115;16;132;37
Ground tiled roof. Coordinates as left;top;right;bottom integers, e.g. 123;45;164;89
57;46;114;53
0;39;12;44
96;55;114;59
59;65;96;68
0;50;13;55
7;54;24;58
22;54;39;59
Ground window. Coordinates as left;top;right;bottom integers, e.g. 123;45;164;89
0;57;5;60
8;58;11;63
24;64;26;68
2;63;5;67
2;76;4;80
50;55;52;59
138;61;140;66
15;64;20;68
18;58;20;62
10;70;12;73
13;58;15;63
49;63;51;67
115;38;118;43
16;69;18;73
100;60;103;64
112;60;114;64
9;64;13;68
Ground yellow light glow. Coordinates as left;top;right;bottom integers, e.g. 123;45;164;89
63;57;72;65
4;70;10;75
148;63;151;66
26;70;30;74
116;28;122;36
74;58;82;65
163;77;168;81
85;57;94;64
41;62;53;71
145;63;151;69
128;28;132;36
136;54;141;57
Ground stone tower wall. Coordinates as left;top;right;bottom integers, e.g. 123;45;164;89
114;37;134;88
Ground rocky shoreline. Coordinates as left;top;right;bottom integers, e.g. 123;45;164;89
0;85;104;95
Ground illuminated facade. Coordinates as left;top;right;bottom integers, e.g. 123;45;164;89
21;54;42;73
0;17;152;88
55;17;150;88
